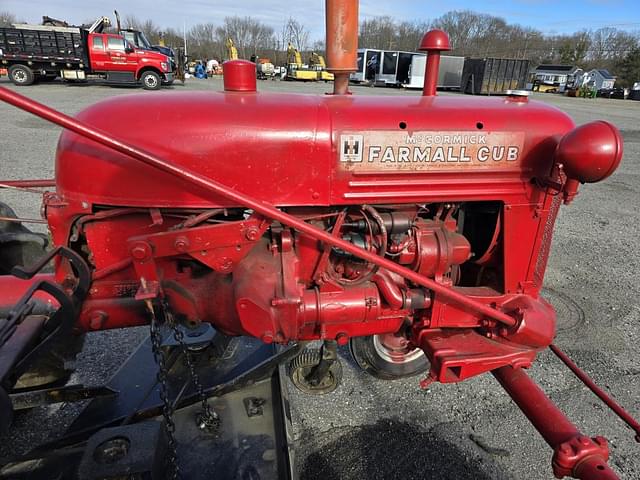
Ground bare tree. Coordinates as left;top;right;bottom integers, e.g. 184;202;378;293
189;22;219;60
283;17;309;51
0;11;20;27
215;16;274;59
557;30;591;64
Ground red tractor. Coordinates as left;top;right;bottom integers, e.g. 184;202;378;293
0;1;636;479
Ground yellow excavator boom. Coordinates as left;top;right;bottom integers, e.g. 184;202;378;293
226;38;238;60
287;43;303;67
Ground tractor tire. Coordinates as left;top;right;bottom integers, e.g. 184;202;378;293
140;71;161;90
13;333;85;390
349;334;428;380
8;65;35;86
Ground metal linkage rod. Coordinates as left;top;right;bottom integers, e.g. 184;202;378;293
0;180;56;189
493;365;618;480
550;344;640;442
0;86;517;328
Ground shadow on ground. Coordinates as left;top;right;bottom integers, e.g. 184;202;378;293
298;419;511;480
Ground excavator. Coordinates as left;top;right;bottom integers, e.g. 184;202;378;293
308;52;334;81
285;43;317;81
226;38;239;61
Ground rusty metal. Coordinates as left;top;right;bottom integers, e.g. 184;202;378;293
0;180;56;189
0;216;47;224
325;0;358;94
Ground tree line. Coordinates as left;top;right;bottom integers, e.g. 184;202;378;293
2;9;639;86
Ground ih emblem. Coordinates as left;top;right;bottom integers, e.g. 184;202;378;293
340;134;364;162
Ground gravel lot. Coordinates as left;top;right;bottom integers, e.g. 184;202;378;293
1;76;639;479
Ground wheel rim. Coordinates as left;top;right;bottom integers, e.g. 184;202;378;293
144;75;158;88
13;70;27;83
372;334;424;364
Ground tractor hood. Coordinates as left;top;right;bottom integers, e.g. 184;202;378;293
55;90;575;209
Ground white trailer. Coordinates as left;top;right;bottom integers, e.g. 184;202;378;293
404;54;465;90
375;50;418;86
350;48;381;84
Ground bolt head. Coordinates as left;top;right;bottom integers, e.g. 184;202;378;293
245;227;260;241
174;236;189;252
130;242;151;260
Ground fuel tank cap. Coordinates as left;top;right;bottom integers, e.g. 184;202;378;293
505;89;530;97
223;60;257;92
505;89;529;103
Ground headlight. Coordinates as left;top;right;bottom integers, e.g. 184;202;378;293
161;62;169;72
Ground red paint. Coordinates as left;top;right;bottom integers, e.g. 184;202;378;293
0;16;628;475
555;120;623;183
223;60;258;92
418;29;451;97
493;366;618;479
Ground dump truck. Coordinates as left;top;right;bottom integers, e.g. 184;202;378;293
0;19;174;89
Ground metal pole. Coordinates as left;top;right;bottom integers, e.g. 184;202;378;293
0;86;518;328
493;366;618;480
550;344;640;442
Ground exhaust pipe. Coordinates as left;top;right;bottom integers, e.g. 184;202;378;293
325;0;359;95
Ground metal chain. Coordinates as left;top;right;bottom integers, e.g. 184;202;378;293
148;302;180;480
163;302;220;434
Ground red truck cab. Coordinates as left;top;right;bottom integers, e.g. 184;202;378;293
85;33;173;89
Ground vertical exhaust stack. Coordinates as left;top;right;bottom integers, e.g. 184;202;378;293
325;0;359;95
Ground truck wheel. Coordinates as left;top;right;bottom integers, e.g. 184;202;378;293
140;71;161;90
349;334;429;380
8;65;35;86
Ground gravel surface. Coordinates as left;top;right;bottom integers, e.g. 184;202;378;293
0;77;638;479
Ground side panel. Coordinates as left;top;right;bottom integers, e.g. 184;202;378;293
56;92;334;208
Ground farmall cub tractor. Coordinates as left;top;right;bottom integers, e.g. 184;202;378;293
0;1;636;479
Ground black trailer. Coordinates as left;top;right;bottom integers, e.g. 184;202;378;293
0;24;87;84
461;58;530;95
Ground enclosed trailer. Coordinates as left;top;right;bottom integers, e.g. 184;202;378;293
461;58;530;95
404;54;464;90
375;50;416;86
350;48;381;84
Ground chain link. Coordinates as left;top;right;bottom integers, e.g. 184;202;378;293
148;302;180;480
164;302;220;434
148;299;221;479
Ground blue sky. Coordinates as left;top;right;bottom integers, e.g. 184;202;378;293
3;0;639;40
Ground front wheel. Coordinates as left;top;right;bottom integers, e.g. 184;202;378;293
8;65;35;86
140;71;161;90
349;334;429;380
